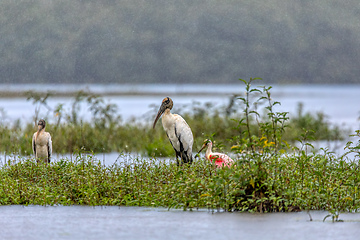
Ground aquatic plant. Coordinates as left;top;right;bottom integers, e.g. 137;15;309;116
0;145;359;214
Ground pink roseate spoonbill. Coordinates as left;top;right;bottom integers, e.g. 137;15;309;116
32;119;52;163
198;139;234;168
153;97;194;165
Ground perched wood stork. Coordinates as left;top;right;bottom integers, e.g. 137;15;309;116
153;97;194;165
198;139;234;168
32;119;52;163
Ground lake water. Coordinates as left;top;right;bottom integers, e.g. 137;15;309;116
0;84;359;162
0;205;359;240
1;83;359;160
0;83;359;130
1;84;360;239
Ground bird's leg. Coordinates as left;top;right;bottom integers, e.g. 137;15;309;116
175;153;180;166
180;155;184;165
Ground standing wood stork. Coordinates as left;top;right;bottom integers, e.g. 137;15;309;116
153;97;194;165
198;139;234;168
32;119;52;163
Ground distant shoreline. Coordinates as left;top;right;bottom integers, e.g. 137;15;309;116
0;83;359;98
0;91;235;98
0;83;242;98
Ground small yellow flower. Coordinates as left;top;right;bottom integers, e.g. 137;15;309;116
263;140;275;148
231;145;240;150
260;136;267;142
344;196;353;201
250;178;255;188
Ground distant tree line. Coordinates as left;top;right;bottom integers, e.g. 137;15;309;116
1;0;360;84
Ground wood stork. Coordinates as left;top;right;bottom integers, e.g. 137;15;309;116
32;119;52;163
198;139;234;168
153;97;194;165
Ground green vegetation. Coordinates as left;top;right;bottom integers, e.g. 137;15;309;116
0;80;348;157
0;79;359;217
0;146;359;215
1;0;360;84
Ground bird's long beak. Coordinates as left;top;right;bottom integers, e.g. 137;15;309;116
197;144;206;154
153;104;165;129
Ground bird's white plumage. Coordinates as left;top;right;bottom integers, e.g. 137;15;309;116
162;111;193;158
32;131;52;162
153;97;194;164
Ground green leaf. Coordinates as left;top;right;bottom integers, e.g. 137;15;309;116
250;89;262;93
238;79;247;84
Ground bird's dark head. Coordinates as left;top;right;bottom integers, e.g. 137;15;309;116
161;97;173;110
153;97;173;128
198;139;212;154
37;119;46;130
203;139;212;145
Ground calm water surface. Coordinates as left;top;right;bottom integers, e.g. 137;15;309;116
1;85;360;239
0;84;359;130
0;84;359;160
0;205;359;240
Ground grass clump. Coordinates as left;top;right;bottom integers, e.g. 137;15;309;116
0;141;359;213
